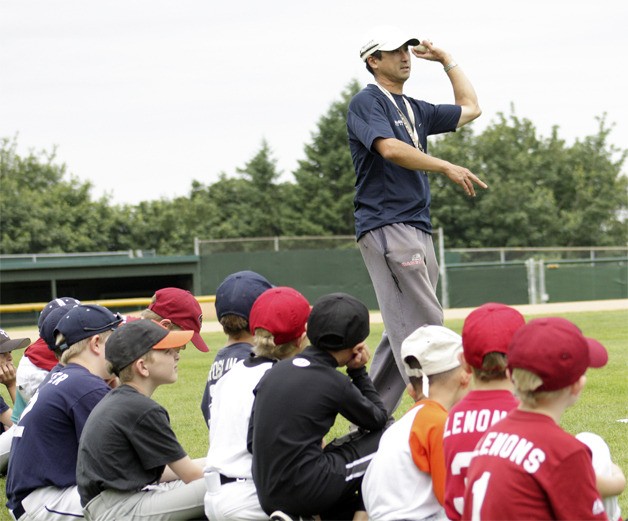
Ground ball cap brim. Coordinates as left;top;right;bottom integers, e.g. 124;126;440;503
148;288;209;352
0;329;31;354
105;319;194;375
360;25;420;61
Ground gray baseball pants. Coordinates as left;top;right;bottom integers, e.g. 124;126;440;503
358;223;444;415
83;479;206;520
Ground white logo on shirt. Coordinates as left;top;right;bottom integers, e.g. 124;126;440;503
592;499;605;515
292;359;310;368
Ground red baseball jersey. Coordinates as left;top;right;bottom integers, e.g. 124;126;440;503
443;389;519;520
462;409;607;521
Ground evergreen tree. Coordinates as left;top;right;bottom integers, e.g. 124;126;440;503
289;80;361;236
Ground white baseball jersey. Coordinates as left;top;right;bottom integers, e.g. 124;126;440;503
362;400;448;521
205;357;273;478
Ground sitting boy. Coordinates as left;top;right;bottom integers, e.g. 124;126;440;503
140;287;209;353
249;292;388;520
204;286;310;520
361;325;470;520
576;431;625;521
15;297;81;404
463;317;608;520
200;270;272;427
77;319;206;520
0;329;30;472
443;302;525;519
6;304;122;520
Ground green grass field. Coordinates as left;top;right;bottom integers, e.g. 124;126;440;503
0;309;626;519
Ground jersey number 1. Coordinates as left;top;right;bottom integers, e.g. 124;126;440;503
471;471;491;521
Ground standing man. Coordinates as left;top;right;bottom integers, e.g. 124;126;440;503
347;25;486;414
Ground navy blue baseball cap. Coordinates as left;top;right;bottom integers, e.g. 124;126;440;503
38;297;81;332
54;304;123;350
41;304;79;350
215;271;273;320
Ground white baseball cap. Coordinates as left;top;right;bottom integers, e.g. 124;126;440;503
401;325;462;396
360;25;420;61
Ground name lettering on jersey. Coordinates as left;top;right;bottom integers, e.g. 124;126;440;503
444;409;508;438
477;431;546;473
49;372;69;386
207;357;239;381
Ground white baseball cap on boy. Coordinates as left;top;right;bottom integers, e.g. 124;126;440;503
401;325;463;397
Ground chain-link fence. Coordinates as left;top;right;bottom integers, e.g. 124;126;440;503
195;235;359;254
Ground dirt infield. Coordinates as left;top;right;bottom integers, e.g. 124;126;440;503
199;298;628;333
5;299;627;339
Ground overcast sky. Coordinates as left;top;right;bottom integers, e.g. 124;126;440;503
1;0;626;205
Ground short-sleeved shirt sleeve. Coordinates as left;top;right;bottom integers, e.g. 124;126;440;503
347;84;461;239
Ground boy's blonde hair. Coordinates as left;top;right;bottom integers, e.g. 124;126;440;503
471;352;509;382
59;330;114;365
511;367;564;407
139;308;183;331
253;328;300;360
140;307;162;322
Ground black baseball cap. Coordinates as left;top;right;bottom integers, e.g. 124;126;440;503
54;304;123;350
307;293;370;351
105;319;193;375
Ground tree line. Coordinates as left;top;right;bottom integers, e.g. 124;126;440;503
1;80;626;255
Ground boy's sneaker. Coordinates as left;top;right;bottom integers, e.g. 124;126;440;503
270;512;293;521
269;511;315;521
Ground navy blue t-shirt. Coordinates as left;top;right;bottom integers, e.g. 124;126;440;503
0;396;9;432
200;342;254;426
347;83;461;239
6;363;110;509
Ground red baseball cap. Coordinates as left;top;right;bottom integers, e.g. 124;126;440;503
462;303;525;368
507;317;608;391
148;288;209;352
249;287;310;345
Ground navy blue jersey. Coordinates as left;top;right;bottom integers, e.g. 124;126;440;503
0;395;9;416
347;84;460;239
0;395;9;432
6;363;110;509
201;342;254;426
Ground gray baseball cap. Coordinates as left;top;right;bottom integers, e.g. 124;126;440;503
0;329;30;354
